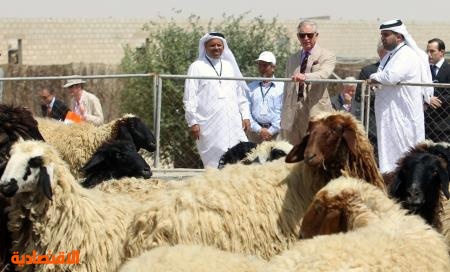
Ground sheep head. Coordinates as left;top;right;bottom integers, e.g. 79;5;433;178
116;115;156;152
388;152;449;227
285;113;357;167
81;140;152;188
0;140;53;200
300;176;390;239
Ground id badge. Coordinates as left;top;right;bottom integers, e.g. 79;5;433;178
260;102;269;115
217;85;226;99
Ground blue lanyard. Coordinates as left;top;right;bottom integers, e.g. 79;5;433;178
259;82;273;101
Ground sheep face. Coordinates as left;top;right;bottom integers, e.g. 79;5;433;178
286;114;357;166
81;140;152;188
117;117;156;152
389;153;450;217
300;190;351;239
0;143;53;200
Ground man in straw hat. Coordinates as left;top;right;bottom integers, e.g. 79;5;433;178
367;19;433;173
64;76;104;125
184;32;251;168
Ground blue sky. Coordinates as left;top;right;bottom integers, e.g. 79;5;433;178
1;0;449;22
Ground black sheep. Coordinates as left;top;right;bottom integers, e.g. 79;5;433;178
388;141;450;230
81;140;152;188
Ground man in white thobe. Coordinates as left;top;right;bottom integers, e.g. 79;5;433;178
369;19;433;173
184;32;251;168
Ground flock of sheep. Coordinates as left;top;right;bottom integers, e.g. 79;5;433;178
0;104;450;271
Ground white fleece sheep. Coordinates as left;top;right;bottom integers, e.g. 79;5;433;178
123;111;385;260
267;176;450;272
118;244;268;272
36;114;155;177
0;140;142;272
124;158;326;260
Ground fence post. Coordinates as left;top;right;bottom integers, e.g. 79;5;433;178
154;75;163;168
363;82;371;135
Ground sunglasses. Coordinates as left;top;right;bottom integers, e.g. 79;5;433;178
297;32;316;39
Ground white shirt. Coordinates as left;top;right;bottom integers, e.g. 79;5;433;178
246;79;284;135
370;42;425;173
184;56;250;168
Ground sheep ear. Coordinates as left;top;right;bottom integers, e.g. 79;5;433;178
0;133;8;145
81;154;105;172
438;167;450;199
320;209;349;234
285;135;309;163
388;173;403;197
38;164;53;201
117;126;137;150
342;128;357;155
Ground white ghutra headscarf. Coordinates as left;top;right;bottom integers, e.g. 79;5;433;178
379;19;434;103
198;32;248;91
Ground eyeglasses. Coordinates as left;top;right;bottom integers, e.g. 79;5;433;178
297;32;316;39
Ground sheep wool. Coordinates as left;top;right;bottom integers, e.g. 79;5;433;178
3;140;141;272
124;159;328;260
118;244;268;272
96;177;170;202
266;177;450;272
36;114;136;177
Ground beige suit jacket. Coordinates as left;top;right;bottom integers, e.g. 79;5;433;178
280;45;336;145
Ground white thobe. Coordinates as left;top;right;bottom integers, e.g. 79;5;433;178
184;57;250;168
370;43;425;173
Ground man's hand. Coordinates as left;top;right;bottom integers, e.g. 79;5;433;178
292;72;306;83
343;93;353;104
242;119;251;132
428;96;442;109
190;124;200;140
260;128;272;141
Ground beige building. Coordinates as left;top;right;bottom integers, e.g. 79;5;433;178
1;18;449;65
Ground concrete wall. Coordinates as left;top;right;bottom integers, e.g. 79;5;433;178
1;18;450;65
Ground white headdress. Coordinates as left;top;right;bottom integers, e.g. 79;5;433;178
380;19;433;102
198;32;248;90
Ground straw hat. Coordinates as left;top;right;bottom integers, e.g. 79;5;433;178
63;77;86;88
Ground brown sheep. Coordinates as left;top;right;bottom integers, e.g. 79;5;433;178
285;111;386;192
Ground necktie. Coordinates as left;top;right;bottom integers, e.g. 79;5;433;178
430;65;437;81
298;51;310;101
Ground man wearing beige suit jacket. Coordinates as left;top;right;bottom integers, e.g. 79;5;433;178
280;20;336;145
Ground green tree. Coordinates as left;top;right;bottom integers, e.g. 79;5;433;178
120;13;294;168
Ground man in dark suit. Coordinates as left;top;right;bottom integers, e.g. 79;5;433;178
425;38;450;142
331;76;361;119
38;87;69;121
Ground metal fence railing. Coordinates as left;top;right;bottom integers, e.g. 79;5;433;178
1;74;449;169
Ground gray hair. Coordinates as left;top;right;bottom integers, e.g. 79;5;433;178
343;76;357;88
297;20;318;32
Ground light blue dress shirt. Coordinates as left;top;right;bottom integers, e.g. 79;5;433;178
246;79;284;135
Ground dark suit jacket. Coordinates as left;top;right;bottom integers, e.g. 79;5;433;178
357;62;380;154
41;98;69;121
330;93;361;120
426;60;450;142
